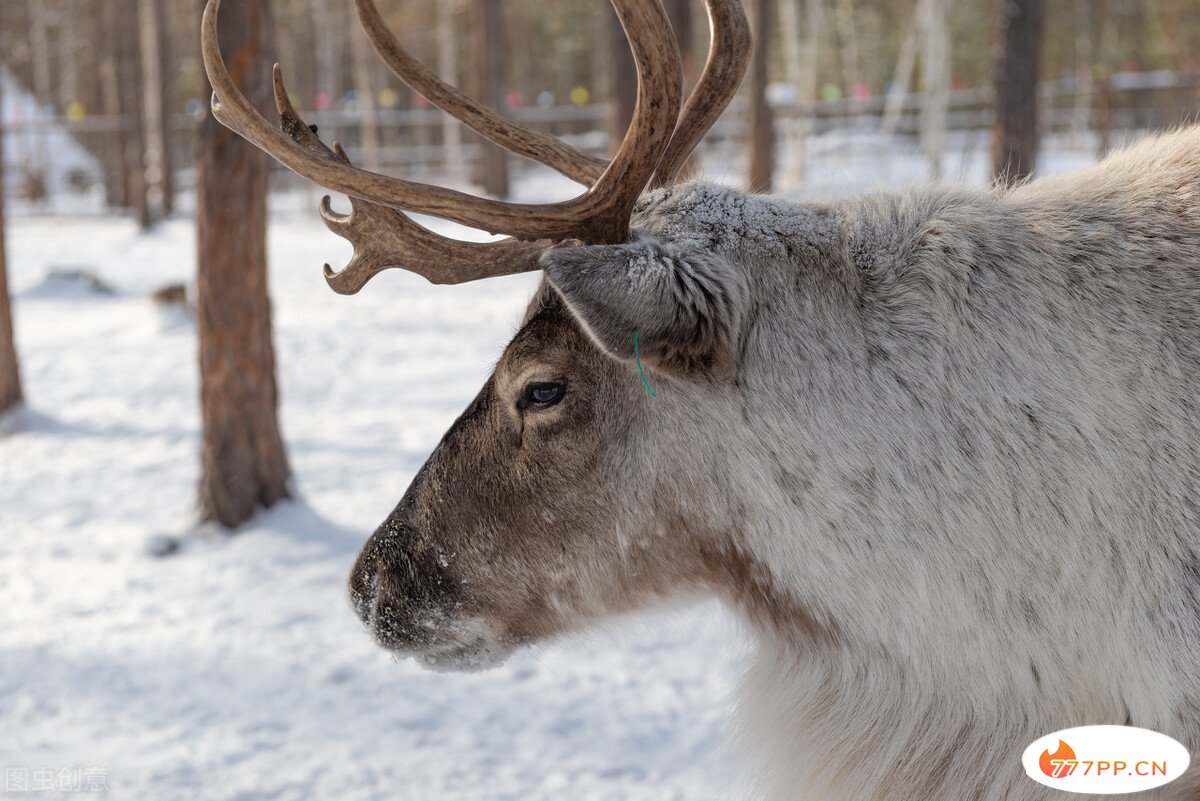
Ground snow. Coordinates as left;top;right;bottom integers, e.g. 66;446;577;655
0;135;1121;800
0;196;747;800
2;68;106;212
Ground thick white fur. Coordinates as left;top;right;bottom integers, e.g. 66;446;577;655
622;129;1200;800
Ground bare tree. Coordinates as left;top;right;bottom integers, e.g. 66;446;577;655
606;2;638;156
309;0;346;146
920;0;949;179
471;0;509;197
662;0;696;177
1068;0;1093;144
25;0;52;195
747;0;775;191
138;0;169;222
833;0;860;94
663;0;694;76
99;0;133;209
992;0;1044;185
780;0;823;186
437;0;467;186
105;0;152;226
609;0;694;168
881;0;920;138
0;77;23;414
196;0;290;528
349;17;381;172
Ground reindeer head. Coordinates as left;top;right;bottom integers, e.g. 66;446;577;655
202;0;751;669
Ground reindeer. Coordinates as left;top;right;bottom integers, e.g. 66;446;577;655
202;0;1200;797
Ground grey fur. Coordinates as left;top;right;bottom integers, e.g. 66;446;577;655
542;236;748;374
350;127;1200;799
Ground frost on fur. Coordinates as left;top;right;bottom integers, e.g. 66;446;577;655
350;128;1200;800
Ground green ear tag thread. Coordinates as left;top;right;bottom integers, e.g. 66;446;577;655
634;329;658;399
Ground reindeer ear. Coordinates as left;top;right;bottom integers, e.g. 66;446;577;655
541;236;747;376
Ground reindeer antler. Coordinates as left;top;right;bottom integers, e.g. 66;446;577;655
201;0;749;292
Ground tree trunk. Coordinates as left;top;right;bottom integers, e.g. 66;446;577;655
605;2;638;156
747;0;775;192
113;0;152;227
991;0;1044;185
833;0;860;95
196;0;290;529
138;0;168;223
350;17;381;173
26;0;52;180
437;0;467;187
1068;0;1093;145
471;0;509;197
781;0;822;186
0;77;23;414
310;0;344;145
663;0;694;77
881;0;920;138
920;0;948;180
99;0;133;210
662;0;697;178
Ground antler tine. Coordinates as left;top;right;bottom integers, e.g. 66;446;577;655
651;0;751;188
320;198;551;292
353;0;607;188
202;0;680;250
319;145;552;292
203;0;554;240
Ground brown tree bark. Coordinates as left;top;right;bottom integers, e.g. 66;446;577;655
921;0;949;180
663;0;695;78
0;76;23;414
103;0;152;225
350;20;381;173
138;0;169;223
143;0;177;216
99;0;134;210
662;0;697;179
196;0;290;529
605;2;638;156
992;0;1044;186
747;0;775;192
471;0;509;198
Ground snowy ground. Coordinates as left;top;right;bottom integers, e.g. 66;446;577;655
0;191;751;799
0;133;1126;800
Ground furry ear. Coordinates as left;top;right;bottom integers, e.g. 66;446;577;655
540;236;747;376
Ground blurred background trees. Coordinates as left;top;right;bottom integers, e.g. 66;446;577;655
993;0;1045;184
0;77;20;415
2;0;1199;218
3;0;1200;520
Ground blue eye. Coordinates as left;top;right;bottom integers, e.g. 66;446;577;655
522;382;566;409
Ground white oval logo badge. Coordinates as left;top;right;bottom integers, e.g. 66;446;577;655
1022;725;1190;794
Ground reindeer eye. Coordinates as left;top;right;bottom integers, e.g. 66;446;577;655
521;382;566;410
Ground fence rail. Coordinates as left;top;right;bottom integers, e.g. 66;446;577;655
4;68;1200;214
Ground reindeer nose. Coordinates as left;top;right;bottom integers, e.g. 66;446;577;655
348;525;411;610
348;539;383;626
347;511;460;651
348;495;419;617
348;532;427;649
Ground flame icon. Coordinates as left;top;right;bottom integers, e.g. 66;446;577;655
1039;740;1077;778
